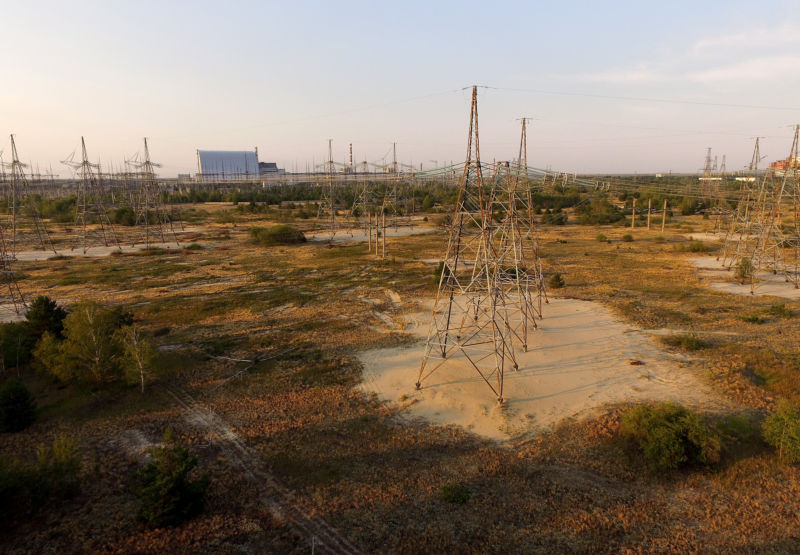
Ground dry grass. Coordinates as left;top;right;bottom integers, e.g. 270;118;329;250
1;211;799;552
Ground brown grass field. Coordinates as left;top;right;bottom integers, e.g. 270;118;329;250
1;207;799;553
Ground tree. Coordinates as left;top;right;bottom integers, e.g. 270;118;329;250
763;400;800;463
0;379;36;432
24;296;67;340
116;325;154;393
34;301;132;385
134;430;209;528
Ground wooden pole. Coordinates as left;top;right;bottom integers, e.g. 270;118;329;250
647;198;652;229
631;198;636;229
382;212;386;259
661;199;667;232
367;211;372;251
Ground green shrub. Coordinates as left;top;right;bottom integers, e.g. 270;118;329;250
541;209;567;225
621;234;634;242
735;258;753;281
0;434;80;524
595;233;608;242
763;400;800;463
687;240;706;252
0;296;67;370
620;403;721;471
768;303;794;319
250;225;306;246
110;206;136;226
660;333;708;351
741;314;766;324
547;273;565;289
575;198;625;225
184;243;203;250
134;430;209;528
440;483;470;504
0;379;36;432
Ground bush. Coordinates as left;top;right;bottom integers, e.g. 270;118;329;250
440;483;470;504
734;258;753;281
620;403;721;471
110;206;136;226
547;273;565;289
768;303;794;319
660;333;708;351
250;225;306;246
687;240;706;252
741;314;766;324
621;234;634;242
0;296;67;370
0;434;80;524
541;209;567;225
763;400;800;463
595;233;608;242
575;198;625;225
134;430;209;528
0;379;36;432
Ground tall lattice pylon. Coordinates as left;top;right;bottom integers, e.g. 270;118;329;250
0;223;25;316
130;138;180;248
62;137;121;253
7;135;56;254
721;126;800;290
416;86;547;404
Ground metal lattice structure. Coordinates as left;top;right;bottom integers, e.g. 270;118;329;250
7;135;57;254
416;86;547;403
62;137;121;253
130;138;181;248
721;127;800;290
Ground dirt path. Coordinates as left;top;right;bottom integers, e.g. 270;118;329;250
164;387;359;554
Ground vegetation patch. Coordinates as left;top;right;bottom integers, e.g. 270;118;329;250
250;225;306;246
620;402;721;471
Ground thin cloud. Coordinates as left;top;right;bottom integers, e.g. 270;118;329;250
688;55;800;82
692;24;800;52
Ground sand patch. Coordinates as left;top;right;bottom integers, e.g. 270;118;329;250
691;256;800;299
306;225;436;243
358;298;722;441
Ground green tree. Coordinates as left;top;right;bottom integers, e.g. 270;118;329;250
24;296;68;340
0;379;36;432
134;430;209;528
763;400;800;463
116;325;154;393
34;301;132;385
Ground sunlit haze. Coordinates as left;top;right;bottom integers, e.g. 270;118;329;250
4;0;800;176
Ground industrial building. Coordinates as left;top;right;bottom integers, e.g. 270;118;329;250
195;148;283;182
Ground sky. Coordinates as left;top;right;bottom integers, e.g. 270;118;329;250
2;0;800;176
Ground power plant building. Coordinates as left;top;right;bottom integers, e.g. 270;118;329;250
196;149;260;181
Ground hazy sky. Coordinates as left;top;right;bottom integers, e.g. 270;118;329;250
3;0;800;176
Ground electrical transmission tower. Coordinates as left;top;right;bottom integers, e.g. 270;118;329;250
721;127;800;290
62;137;121;253
415;86;547;404
7;136;56;254
316;139;338;238
130;138;180;247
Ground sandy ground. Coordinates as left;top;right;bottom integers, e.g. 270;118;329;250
306;226;436;243
685;232;725;242
13;241;184;262
691;256;800;300
359;298;723;441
